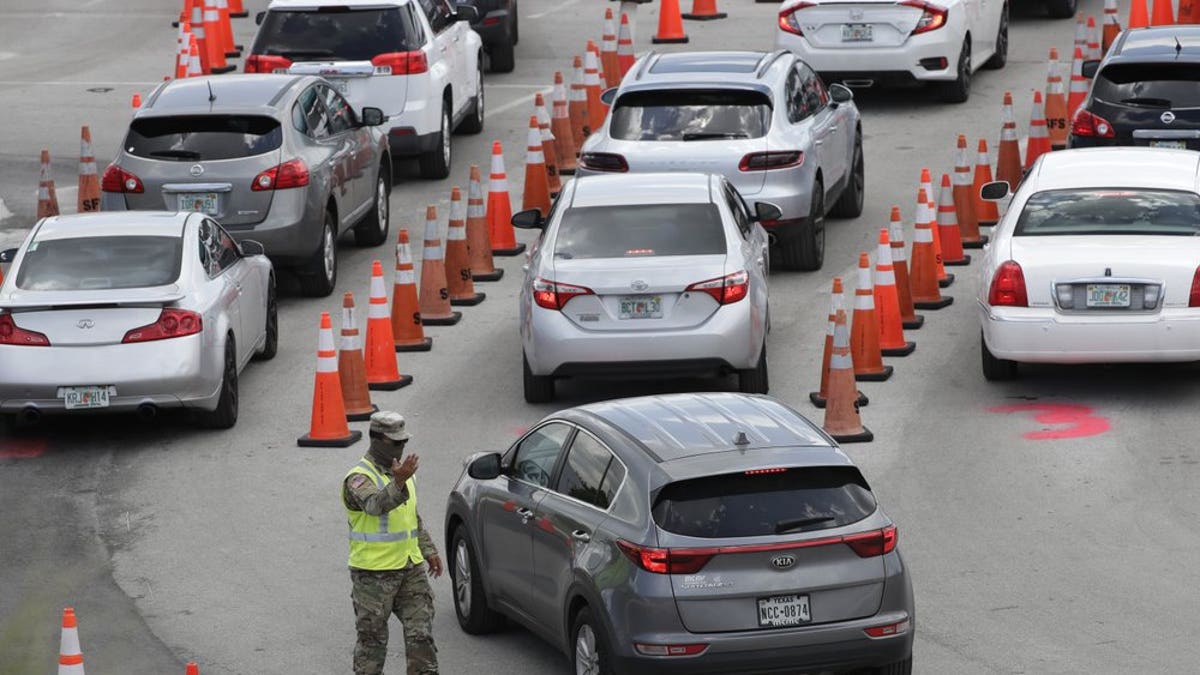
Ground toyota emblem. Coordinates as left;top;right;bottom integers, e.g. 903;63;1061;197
631;280;649;291
77;319;95;329
1161;111;1176;124
771;554;797;570
189;164;205;177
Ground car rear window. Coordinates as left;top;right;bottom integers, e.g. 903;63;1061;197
1015;189;1200;236
610;90;772;141
1092;63;1200;108
652;467;876;539
254;7;418;62
15;236;183;291
553;203;727;259
125;116;282;161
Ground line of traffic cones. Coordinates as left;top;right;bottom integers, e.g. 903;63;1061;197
175;0;244;76
56;607;204;675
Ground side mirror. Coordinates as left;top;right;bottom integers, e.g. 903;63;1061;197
980;181;1010;201
467;452;502;480
255;10;265;25
361;107;387;127
454;5;480;22
753;201;783;223
1081;60;1100;79
828;83;853;105
600;87;618;106
239;239;265;256
511;208;545;229
0;248;16;263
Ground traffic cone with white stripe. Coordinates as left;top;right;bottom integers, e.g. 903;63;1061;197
617;13;636;77
874;230;915;357
551;72;578;174
1045;48;1069;149
1025;91;1052;170
186;32;203;77
996;92;1023;191
810;277;869;409
823;309;873;443
584;42;607;133
390;229;433;351
919;169;953;288
466;165;502;281
972;140;1000;227
889;206;923;329
189;0;210;74
37;149;60;219
1086;15;1102;62
338;292;377;421
366;261;414;390
534;94;562;196
1103;0;1121;53
522;116;552;217
910;189;953;310
215;0;240;58
77;127;101;213
487;142;525;256
446;187;485;306
937;174;969;266
1073;15;1087;53
953;134;985;248
201;0;235;73
601;9;622;88
1066;47;1088;119
684;0;727;20
297;312;362;447
58;607;84;675
851;252;893;382
418;206;463;325
175;21;191;79
569;56;592;148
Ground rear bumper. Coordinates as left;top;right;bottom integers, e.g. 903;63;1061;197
387;128;442;157
220;188;324;265
777;30;962;83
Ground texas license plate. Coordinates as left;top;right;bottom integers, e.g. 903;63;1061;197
757;594;811;628
841;23;873;41
178;192;218;216
619;295;662;319
1086;283;1131;308
1150;140;1187;149
61;386;112;410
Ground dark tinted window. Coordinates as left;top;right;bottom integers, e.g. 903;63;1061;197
418;0;454;33
510;423;574;488
1093;63;1200;108
125;116;281;161
556;433;625;509
199;220;241;276
554;204;727;259
296;86;331;139
610;90;771;141
652;467;876;539
1015;189;1200;236
320;86;354;134
255;8;416;61
16;236;182;291
723;183;752;238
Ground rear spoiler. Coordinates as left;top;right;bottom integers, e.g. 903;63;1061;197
0;288;185;310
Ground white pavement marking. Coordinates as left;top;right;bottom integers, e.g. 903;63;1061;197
528;0;582;20
485;89;552;118
0;198;12;223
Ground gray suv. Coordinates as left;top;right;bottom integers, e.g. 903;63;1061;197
445;393;914;675
102;74;391;296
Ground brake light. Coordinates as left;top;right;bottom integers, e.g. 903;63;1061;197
101;165;144;194
634;643;709;657
482;16;502;26
988;260;1028;307
864;618;911;638
0;313;50;346
371;51;429;75
1190;267;1200;307
532;278;594;310
738;151;803;171
252;158;310;191
777;3;814;36
244;54;292;74
122;309;203;343
617;541;715;575
578;152;628;173
900;0;948;34
687;270;749;305
744;467;788;475
1071;109;1114;138
843;525;898;558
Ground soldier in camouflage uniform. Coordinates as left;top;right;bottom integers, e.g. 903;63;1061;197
343;411;443;675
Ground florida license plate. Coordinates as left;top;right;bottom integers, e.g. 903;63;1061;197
61;386;112;410
619;295;662;319
1086;283;1131;308
178;192;218;216
1150;140;1187;149
841;23;873;41
757;594;811;628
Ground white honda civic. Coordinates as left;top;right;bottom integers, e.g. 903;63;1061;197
776;0;1007;102
977;148;1200;380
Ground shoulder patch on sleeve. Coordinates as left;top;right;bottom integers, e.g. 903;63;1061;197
350;475;368;489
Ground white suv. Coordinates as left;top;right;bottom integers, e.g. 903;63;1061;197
247;0;484;178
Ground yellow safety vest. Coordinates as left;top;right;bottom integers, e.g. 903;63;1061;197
344;459;424;571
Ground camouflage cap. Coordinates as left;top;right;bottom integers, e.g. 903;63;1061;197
369;411;411;441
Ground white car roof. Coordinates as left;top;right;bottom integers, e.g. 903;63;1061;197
266;0;408;9
32;212;191;242
569;173;715;208
1029;148;1200;193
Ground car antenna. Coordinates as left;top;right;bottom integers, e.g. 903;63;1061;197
207;79;217;103
733;431;750;448
1176;36;1183;56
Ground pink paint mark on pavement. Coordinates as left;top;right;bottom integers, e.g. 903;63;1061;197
987;403;1111;440
0;437;46;459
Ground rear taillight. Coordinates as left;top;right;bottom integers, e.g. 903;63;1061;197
578;152;628;173
617;540;715;575
634;643;709;657
1190;267;1200;307
252;158;310;191
744;467;788;475
0;313;50;346
482;16;502;26
738;151;803;172
244;54;292;74
1071;109;1115;138
101;165;144;194
843;525;898;558
988;260;1029;307
371;51;429;75
864;618;911;638
777;3;814;36
900;0;949;34
532;278;594;310
122;309;203;343
687;270;749;305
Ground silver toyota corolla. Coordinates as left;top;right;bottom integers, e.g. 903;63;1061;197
445;392;915;675
0;212;276;429
513;172;774;403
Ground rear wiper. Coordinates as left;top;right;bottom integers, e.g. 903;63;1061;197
147;150;202;160
268;48;336;59
1120;97;1172;108
774;516;836;535
682;132;750;141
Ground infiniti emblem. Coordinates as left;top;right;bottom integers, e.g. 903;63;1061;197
77;319;94;329
189;164;204;177
1161;111;1176;124
631;280;648;291
771;554;796;570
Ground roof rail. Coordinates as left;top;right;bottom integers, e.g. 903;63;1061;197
756;49;790;79
634;51;660;81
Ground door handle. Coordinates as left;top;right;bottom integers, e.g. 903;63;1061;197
830;125;838;131
571;530;591;543
516;507;534;521
815;140;824;146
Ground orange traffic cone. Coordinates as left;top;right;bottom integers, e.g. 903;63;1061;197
297;312;362;447
653;0;690;43
1045;48;1069;149
38;149;60;219
186;663;200;675
186;32;203;77
214;0;240;58
58;607;84;675
601;9;622;88
175;21;191;79
1180;0;1199;23
1066;47;1088;120
228;0;248;17
1073;15;1087;54
522;116;552;217
1151;0;1174;24
810;277;870;409
77;127;101;213
131;92;143;112
189;1;211;74
953;134;985;248
1086;16;1102;62
202;0;236;73
1129;0;1150;27
972;139;1000;227
551;72;579;174
487;142;525;256
996;92;1023;191
588;41;608;104
366;261;415;389
910;189;953;310
417;206;463;325
338;292;377;421
466;165;502;281
1103;0;1122;53
446;187;485;306
534;94;563;196
684;0;727;20
390;228;433;351
919;169;953;288
851;252;893;382
617;13;636;77
584;42;607;133
874;229;915;357
823;309;873;443
889;206;923;330
1025;91;1052;171
937;174;969;267
569;56;592;147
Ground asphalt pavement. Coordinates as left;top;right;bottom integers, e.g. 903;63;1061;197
4;0;1200;674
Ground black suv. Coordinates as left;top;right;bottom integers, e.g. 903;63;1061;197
457;0;517;72
1068;26;1200;151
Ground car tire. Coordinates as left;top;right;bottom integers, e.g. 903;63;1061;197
1045;0;1077;19
450;526;505;634
353;167;391;247
512;3;519;45
777;179;825;271
981;332;1018;381
457;61;486;134
523;353;554;403
830;131;865;219
876;656;914;675
571;607;615;675
983;4;1008;70
935;38;971;104
198;337;239;429
490;37;516;74
419;103;452;179
253;274;278;361
299;211;338;297
738;342;769;394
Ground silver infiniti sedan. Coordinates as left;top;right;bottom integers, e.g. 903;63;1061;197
445;392;915;675
513;172;774;403
0;212;276;429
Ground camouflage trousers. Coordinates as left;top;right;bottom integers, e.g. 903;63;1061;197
350;566;438;675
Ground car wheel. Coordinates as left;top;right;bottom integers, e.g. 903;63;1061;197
512;3;519;45
738;342;769;394
419;103;452;179
253;274;278;361
450;526;505;634
1045;0;1077;19
457;60;486;134
299;211;338;297
983;4;1008;70
875;656;913;675
935;38;971;104
829;131;864;218
571;607;614;675
490;36;516;73
353;167;391;247
981;332;1018;381
777;179;825;271
523;353;554;403
198;337;239;429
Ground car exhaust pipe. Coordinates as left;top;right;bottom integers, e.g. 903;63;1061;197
20;406;41;425
842;79;874;88
136;403;158;420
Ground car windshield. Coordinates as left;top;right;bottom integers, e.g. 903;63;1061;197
14;236;183;291
1015;189;1200;236
125;116;282;161
1092;63;1200;108
553;203;727;259
609;90;771;141
255;8;417;61
652;467;877;539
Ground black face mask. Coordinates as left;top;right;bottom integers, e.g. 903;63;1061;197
369;437;406;467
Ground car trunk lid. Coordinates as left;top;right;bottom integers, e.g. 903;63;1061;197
787;1;927;50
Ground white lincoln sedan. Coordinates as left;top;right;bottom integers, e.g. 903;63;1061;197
977;148;1200;380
